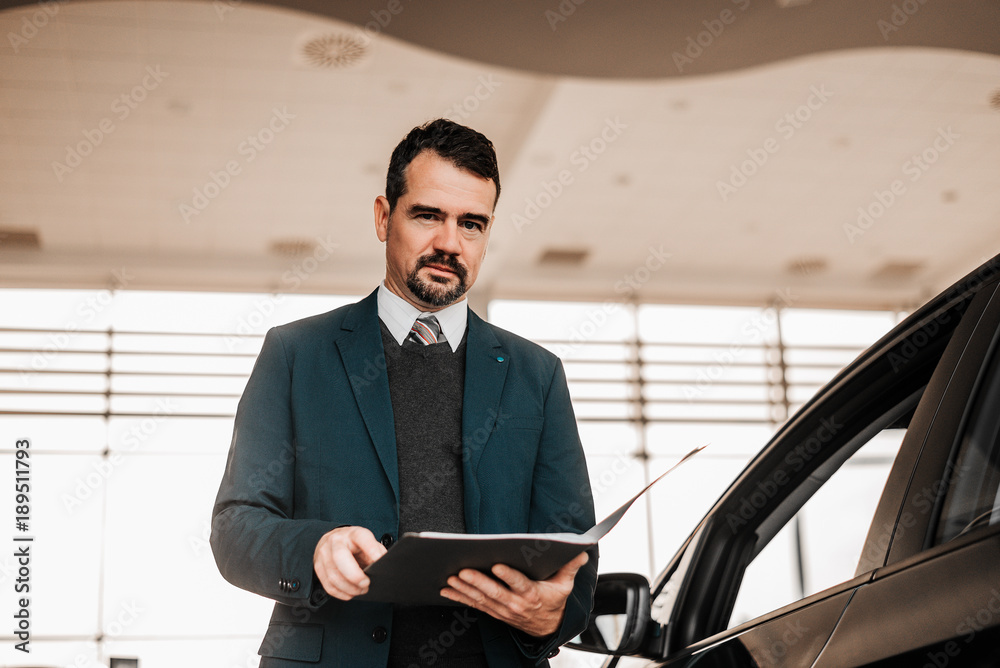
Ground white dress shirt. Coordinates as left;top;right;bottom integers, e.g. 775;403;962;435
376;281;468;353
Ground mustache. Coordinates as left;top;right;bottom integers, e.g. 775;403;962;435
416;253;467;280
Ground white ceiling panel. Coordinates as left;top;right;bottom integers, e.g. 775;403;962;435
0;0;997;309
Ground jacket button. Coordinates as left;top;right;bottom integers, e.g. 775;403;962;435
372;626;388;643
289;579;300;592
380;533;394;548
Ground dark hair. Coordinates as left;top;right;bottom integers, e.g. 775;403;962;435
385;118;500;212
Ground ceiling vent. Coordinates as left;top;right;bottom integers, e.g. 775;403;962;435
786;256;827;276
0;228;41;250
990;89;1000;112
297;32;369;69
538;248;589;266
270;238;317;257
871;260;924;282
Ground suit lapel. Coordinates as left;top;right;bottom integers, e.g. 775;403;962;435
462;310;509;533
337;290;399;502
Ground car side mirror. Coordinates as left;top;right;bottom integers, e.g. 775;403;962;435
568;572;652;655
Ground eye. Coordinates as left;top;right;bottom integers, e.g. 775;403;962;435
462;220;484;232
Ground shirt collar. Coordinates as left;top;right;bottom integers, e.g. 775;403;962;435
376;282;467;352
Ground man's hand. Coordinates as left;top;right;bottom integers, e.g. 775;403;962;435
439;551;589;637
313;526;388;600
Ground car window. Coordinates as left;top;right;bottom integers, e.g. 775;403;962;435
728;418;907;627
933;338;1000;545
650;291;976;651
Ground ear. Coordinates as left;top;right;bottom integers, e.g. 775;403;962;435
374;196;391;242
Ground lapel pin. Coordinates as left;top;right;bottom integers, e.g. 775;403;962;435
496;356;505;363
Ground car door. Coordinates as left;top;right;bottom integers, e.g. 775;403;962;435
813;274;1000;666
627;269;998;667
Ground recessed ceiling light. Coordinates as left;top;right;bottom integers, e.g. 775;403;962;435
538;248;589;266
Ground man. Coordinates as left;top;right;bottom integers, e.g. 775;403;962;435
211;119;597;667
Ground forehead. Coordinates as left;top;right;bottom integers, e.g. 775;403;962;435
401;151;496;214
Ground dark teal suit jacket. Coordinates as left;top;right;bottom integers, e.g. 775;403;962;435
211;290;598;667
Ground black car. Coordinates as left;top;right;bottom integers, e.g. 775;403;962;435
570;253;1000;667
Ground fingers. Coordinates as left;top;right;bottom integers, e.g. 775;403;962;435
313;526;388;600
440;557;585;638
441;569;512;621
492;549;588;594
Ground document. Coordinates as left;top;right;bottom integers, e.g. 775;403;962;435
359;445;706;605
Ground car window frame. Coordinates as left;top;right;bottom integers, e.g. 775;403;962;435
885;276;1000;565
651;272;988;659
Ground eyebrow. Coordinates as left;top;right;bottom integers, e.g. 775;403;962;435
407;204;492;228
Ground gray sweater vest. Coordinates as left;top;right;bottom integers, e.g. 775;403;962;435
380;322;488;667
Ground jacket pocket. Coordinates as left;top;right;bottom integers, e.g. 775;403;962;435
258;621;323;662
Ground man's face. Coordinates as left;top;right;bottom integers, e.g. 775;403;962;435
375;150;496;311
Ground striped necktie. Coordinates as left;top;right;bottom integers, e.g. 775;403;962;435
407;314;446;345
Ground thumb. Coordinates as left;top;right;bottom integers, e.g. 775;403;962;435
552;550;589;584
350;529;388;567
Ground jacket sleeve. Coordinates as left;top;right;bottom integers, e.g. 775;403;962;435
514;358;599;662
210;327;338;607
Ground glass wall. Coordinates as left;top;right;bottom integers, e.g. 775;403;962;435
0;289;900;666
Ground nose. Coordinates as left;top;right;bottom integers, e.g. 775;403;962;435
433;219;463;255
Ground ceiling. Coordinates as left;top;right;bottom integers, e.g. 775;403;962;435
1;0;999;311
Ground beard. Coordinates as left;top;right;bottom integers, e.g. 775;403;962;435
405;252;469;307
